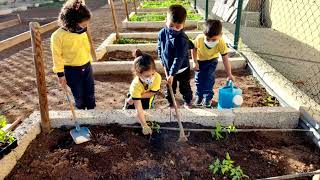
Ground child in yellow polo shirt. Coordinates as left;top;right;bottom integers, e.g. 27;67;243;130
192;19;234;108
51;0;95;110
124;49;162;135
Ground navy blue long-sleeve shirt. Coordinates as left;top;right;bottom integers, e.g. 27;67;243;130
157;27;193;76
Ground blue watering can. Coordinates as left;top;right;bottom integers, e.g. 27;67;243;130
218;80;243;109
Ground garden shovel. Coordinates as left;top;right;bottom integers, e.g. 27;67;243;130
163;68;188;143
62;86;91;144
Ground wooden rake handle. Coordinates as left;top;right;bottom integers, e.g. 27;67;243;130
163;68;188;142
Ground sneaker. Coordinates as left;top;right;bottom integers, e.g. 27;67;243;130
194;96;203;107
183;103;193;109
204;100;212;108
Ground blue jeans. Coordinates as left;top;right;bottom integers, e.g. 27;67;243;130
195;59;218;102
64;62;96;110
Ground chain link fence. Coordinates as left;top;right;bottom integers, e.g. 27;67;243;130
193;0;320;119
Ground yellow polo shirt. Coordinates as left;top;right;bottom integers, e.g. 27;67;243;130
193;34;228;61
51;28;92;73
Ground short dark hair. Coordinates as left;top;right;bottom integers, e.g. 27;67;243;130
167;4;187;24
133;49;156;75
58;0;91;31
204;19;222;37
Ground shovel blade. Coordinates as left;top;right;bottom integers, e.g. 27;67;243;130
70;127;91;144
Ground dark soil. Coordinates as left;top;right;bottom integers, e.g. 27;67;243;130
6;123;320;180
102;50;159;61
94;69;279;108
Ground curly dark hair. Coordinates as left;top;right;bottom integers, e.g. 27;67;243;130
58;0;91;31
133;49;156;75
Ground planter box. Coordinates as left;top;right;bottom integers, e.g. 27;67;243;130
122;12;204;30
96;32;240;61
0;139;17;159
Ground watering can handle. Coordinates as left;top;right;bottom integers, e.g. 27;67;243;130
226;80;233;88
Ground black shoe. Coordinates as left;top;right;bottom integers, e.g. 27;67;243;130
195;96;203;107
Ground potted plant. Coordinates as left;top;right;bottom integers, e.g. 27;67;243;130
0;115;18;159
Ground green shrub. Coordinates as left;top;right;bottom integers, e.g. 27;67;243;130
0;115;15;144
116;38;156;44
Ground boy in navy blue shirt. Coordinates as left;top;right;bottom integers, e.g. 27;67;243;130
158;4;193;109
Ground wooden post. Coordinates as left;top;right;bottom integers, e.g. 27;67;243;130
124;0;129;20
82;0;97;61
109;0;120;40
133;0;137;13
29;22;50;133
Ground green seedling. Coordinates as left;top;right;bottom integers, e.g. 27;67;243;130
147;121;161;133
221;153;234;174
212;122;237;140
208;152;248;179
263;96;279;107
0;116;15;144
141;0;191;9
130;12;203;22
212;122;223;140
116;37;156;44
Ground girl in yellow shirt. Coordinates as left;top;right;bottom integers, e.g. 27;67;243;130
124;49;162;135
51;0;95;110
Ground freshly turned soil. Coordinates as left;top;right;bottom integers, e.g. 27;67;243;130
94;69;280;108
6;123;320;180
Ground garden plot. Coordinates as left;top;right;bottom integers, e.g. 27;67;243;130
2;106;320;179
137;0;193;12
122;11;204;30
95;31;241;61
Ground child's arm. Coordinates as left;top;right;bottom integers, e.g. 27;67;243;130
133;100;152;135
141;92;157;98
51;33;66;87
191;48;199;71
222;54;235;81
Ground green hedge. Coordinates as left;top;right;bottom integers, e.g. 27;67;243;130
141;0;191;9
130;12;203;22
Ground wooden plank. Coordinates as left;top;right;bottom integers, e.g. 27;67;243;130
29;22;50;133
109;0;120;40
0;18;20;31
0;20;58;52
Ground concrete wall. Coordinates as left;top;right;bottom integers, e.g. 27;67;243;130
263;0;320;51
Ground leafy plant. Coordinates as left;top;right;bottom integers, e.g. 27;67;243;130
130;12;203;22
0;115;15;144
211;122;237;140
147;121;161;133
263;96;279;107
208;153;248;179
116;37;156;44
141;0;191;9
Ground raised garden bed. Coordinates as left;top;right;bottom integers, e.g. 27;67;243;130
129;11;202;22
92;69;280;108
122;12;204;30
96;32;240;61
137;0;192;12
6;122;320;179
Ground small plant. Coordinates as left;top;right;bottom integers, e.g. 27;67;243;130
211;122;237;140
208;153;248;180
116;37;156;44
130;12;203;22
263;96;279;107
141;0;191;9
0;115;15;144
147;121;161;133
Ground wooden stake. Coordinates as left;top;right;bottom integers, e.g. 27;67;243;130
124;0;129;20
86;25;97;61
133;0;137;13
17;14;21;23
29;22;50;133
109;0;120;40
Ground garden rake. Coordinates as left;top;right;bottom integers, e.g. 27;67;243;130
62;86;91;144
164;68;188;143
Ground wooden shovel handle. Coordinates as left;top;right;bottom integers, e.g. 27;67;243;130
62;86;77;121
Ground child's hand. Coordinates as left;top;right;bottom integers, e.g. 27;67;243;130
167;76;174;86
227;75;235;82
142;125;152;135
58;76;67;88
193;62;199;71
